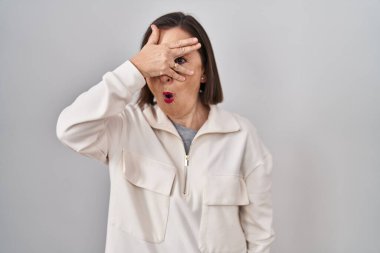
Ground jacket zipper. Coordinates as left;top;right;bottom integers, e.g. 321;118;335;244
165;129;197;197
184;154;189;195
183;138;195;196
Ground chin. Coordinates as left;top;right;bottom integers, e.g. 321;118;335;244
156;100;182;116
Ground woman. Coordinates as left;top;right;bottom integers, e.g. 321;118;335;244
56;12;275;253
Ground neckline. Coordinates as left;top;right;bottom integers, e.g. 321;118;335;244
171;120;198;133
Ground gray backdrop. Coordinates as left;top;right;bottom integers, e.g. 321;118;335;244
1;0;379;252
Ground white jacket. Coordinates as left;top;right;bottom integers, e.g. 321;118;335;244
56;60;275;253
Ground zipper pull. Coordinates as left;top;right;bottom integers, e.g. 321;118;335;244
184;155;189;167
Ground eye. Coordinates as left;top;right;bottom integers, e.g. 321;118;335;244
174;56;187;65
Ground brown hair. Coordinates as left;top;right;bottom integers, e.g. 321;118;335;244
137;12;223;108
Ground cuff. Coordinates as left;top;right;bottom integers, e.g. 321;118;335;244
113;60;146;94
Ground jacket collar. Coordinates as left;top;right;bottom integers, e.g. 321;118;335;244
142;104;241;138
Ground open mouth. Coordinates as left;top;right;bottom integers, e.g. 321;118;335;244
163;91;175;104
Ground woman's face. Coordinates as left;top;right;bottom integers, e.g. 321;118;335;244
146;27;205;118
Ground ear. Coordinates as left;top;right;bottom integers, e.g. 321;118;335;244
200;68;207;84
200;75;207;83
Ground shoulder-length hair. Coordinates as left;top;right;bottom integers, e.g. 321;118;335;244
137;12;223;108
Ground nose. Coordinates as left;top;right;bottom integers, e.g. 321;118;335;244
159;75;173;84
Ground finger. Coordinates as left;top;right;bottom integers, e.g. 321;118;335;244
168;37;198;49
167;69;186;81
172;63;194;76
147;24;160;45
172;43;201;57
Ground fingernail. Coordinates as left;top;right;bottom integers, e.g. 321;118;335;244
189;70;194;75
193;37;198;42
181;76;186;81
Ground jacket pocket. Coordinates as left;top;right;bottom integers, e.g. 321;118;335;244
199;174;250;253
110;149;176;243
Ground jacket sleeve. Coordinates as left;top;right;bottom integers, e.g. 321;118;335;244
240;138;275;253
56;60;146;165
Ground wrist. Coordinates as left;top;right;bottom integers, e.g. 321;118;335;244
130;55;146;77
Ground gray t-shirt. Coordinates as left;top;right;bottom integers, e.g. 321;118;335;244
172;122;197;154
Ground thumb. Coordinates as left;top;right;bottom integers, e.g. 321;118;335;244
146;24;160;45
